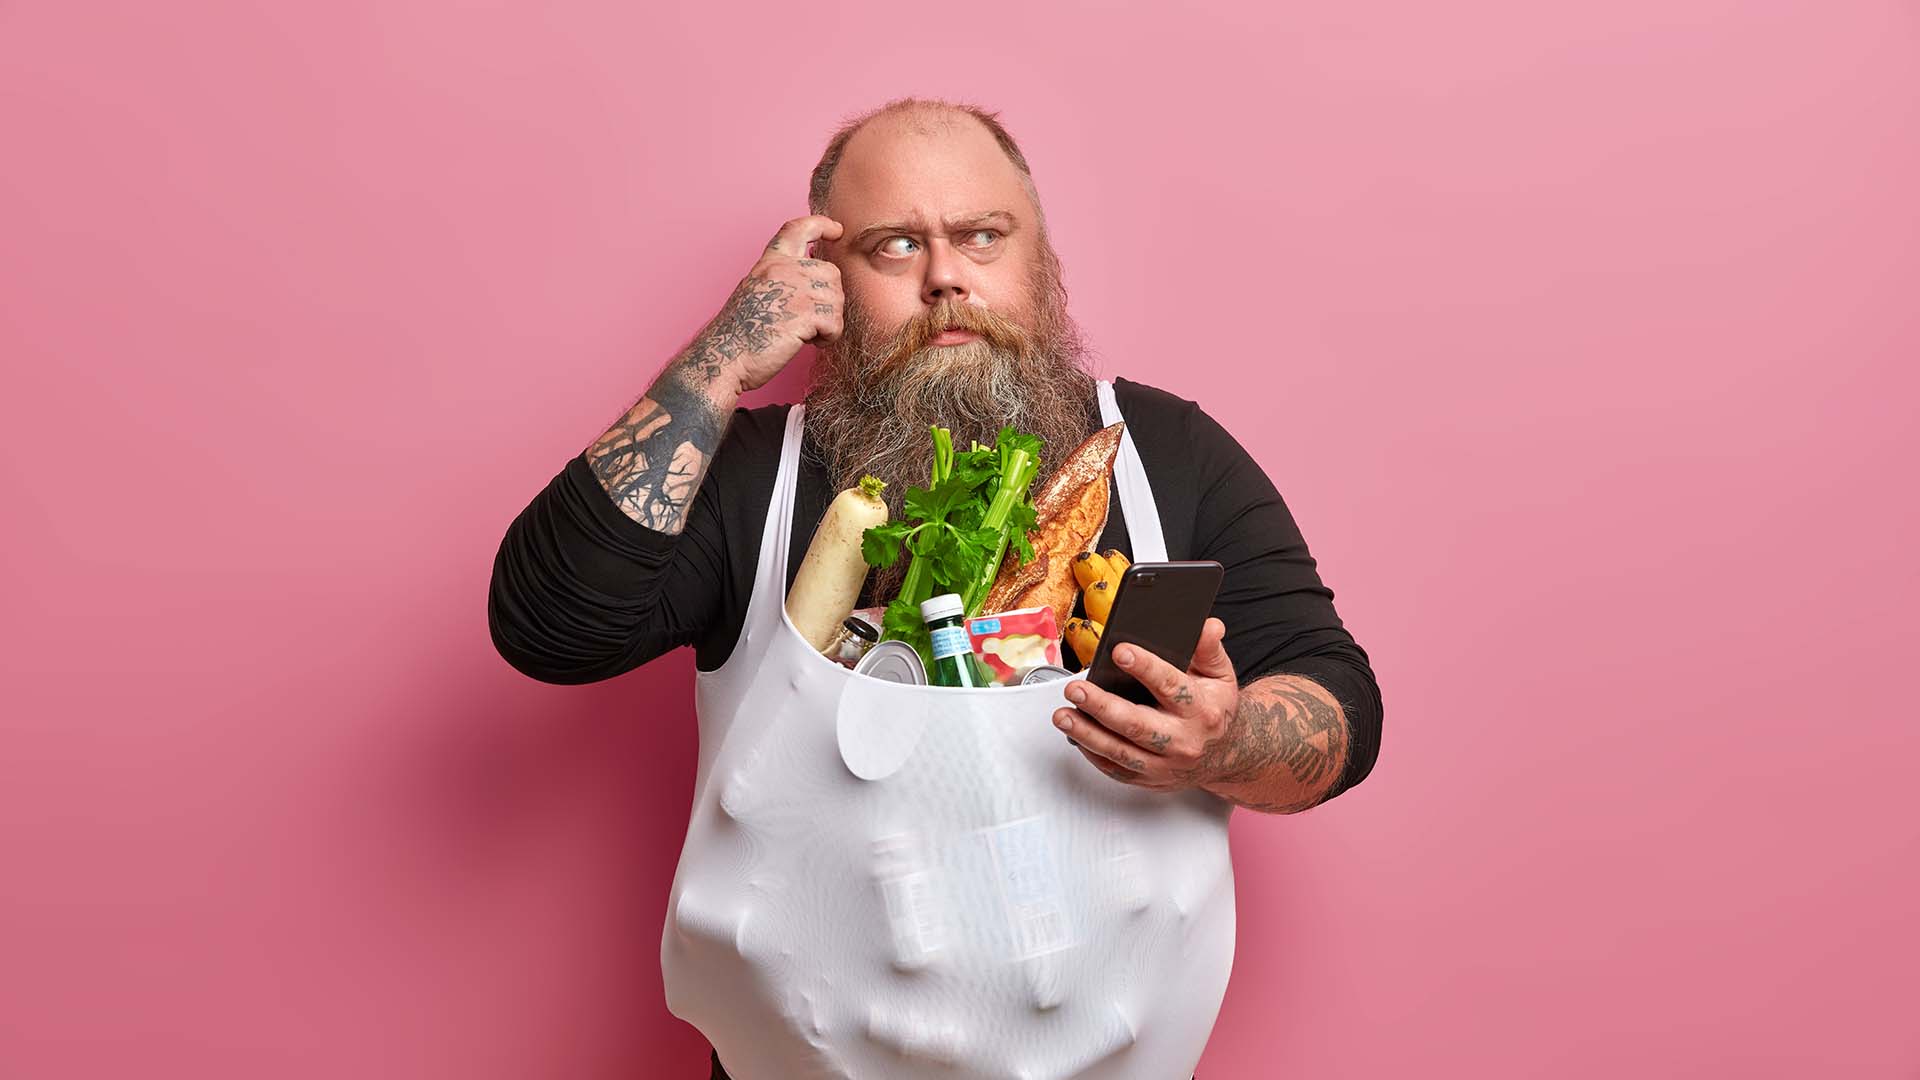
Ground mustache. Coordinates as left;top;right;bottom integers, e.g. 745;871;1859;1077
863;299;1035;371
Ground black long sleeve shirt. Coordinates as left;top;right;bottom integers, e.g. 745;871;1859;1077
489;376;1381;801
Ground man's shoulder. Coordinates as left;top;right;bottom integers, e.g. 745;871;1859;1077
1109;375;1263;483
1112;374;1202;408
1110;376;1211;449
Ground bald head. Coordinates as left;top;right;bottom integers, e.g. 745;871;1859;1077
808;98;1047;231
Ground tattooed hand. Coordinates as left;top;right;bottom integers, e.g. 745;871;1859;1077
1052;618;1241;793
583;215;844;534
694;214;847;394
1050;618;1350;811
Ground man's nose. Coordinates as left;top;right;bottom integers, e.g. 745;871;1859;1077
922;240;970;306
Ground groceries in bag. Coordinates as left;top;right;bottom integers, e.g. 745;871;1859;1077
860;426;1045;667
855;421;1135;687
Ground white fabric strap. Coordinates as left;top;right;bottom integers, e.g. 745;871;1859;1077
1098;379;1169;563
742;402;809;636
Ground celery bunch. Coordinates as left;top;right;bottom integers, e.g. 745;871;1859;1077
860;425;1043;665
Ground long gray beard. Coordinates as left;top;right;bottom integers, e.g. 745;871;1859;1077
803;273;1096;603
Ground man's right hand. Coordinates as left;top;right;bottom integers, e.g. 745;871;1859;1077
583;216;844;535
683;215;846;394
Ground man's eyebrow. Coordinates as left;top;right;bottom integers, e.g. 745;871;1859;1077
849;210;1018;246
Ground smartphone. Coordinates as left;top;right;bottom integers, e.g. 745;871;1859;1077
1085;561;1224;704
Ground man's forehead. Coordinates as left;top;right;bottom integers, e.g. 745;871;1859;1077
830;114;1036;226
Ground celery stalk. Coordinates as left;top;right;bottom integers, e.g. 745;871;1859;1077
962;448;1037;614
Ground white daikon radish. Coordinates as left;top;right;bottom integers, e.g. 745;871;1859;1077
786;475;888;653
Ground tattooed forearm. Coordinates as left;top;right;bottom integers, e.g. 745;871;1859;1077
583;273;806;533
1194;675;1351;814
681;277;798;385
585;365;726;535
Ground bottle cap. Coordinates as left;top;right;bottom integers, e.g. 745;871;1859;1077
919;593;965;622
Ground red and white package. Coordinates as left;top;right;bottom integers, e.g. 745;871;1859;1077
965;606;1062;685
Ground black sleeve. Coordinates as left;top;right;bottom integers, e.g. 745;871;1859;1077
1122;381;1383;801
486;405;785;685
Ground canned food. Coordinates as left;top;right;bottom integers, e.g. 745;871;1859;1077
1019;664;1075;685
854;640;927;685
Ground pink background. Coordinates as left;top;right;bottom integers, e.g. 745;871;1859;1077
3;1;1915;1076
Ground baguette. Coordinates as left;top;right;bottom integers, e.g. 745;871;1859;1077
982;423;1124;626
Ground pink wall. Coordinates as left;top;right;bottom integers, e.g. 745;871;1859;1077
3;1;1915;1076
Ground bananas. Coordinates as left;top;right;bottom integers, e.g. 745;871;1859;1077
1071;551;1113;590
1064;616;1104;666
1066;549;1132;665
1084;579;1114;623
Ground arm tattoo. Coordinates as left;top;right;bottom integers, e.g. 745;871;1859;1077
584;366;723;535
1184;676;1351;813
681;277;796;385
583;274;798;533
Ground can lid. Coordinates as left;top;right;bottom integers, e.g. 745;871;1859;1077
918;593;965;622
854;640;927;684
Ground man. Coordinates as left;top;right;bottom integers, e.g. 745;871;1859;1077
490;98;1382;1079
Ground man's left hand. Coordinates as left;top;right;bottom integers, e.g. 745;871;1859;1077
1051;617;1238;791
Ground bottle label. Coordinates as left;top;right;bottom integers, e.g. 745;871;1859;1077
929;625;971;660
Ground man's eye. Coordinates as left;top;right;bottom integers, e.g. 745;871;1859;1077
879;236;919;256
968;230;999;247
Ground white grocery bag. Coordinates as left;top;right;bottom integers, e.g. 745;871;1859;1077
663;383;1235;1079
